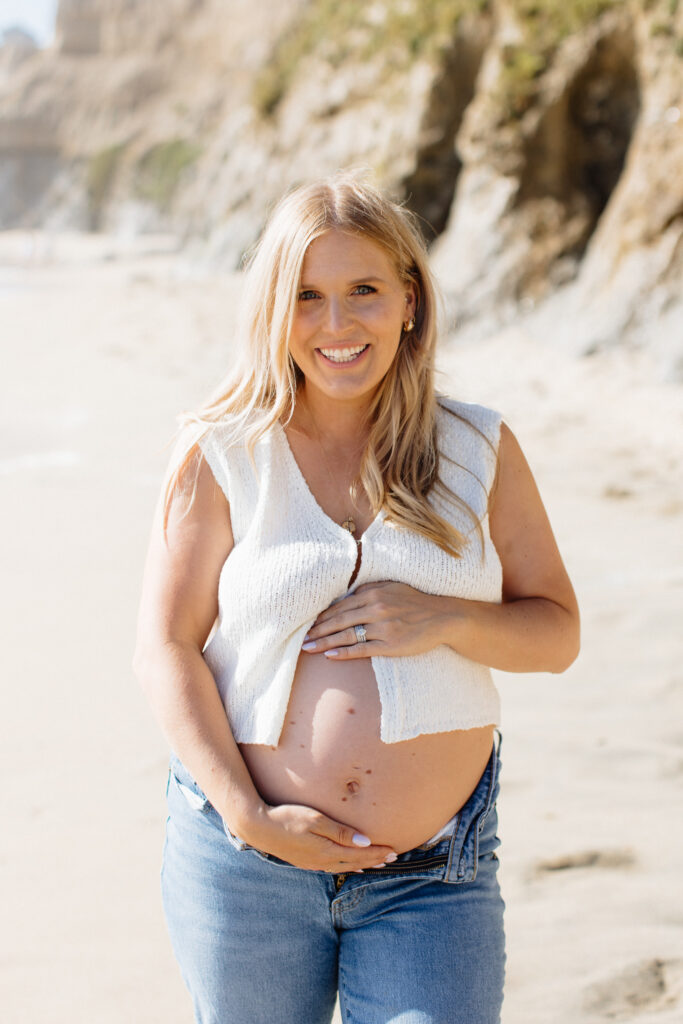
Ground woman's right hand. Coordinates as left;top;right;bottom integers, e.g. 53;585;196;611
242;802;397;872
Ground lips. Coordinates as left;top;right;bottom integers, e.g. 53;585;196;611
317;344;369;364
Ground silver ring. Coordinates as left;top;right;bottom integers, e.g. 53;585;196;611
354;623;367;644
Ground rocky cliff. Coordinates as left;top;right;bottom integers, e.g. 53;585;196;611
1;0;681;375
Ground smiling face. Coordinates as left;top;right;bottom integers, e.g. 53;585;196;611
288;229;416;410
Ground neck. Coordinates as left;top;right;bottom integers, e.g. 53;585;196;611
295;383;372;449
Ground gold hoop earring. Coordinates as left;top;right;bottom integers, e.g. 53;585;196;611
403;318;415;333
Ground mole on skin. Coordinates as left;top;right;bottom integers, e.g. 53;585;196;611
347;707;356;714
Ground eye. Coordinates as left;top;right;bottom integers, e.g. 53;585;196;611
298;289;319;301
353;284;377;296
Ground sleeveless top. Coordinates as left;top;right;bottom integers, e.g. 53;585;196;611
198;397;503;745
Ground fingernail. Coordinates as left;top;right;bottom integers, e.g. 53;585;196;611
324;650;339;658
352;833;371;847
371;862;387;868
301;642;316;651
385;852;398;862
303;633;311;641
353;869;364;874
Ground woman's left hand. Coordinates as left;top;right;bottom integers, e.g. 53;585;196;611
301;582;453;659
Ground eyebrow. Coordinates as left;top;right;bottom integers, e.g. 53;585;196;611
299;276;388;288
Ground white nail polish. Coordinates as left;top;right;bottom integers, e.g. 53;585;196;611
352;833;371;847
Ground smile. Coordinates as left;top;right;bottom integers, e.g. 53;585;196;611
317;344;369;364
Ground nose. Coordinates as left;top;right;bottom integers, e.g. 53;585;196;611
325;296;353;334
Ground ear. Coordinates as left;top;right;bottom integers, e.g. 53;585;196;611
404;282;417;319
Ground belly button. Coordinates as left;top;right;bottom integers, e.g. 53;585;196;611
345;779;361;796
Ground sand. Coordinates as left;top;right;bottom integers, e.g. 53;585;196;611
1;230;682;1023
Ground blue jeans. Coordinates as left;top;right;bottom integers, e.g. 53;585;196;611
161;734;505;1024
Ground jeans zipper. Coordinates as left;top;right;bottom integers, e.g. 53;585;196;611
362;854;448;875
334;853;448;889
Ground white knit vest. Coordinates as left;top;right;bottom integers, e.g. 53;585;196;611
199;398;503;745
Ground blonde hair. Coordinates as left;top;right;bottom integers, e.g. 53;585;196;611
163;171;489;557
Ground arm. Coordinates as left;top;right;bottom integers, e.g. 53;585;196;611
133;447;396;870
302;423;580;672
431;420;580;672
133;449;267;830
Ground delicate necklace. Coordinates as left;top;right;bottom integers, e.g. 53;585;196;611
296;405;364;536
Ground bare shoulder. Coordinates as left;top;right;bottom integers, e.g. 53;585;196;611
490;421;549;551
489;422;578;615
134;444;234;656
493;421;529;482
166;443;233;539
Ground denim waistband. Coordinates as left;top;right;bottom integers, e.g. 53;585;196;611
169;729;502;885
356;728;502;883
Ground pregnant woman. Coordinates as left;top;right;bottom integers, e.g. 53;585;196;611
133;173;580;1024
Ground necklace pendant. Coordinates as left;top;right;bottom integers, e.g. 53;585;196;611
341;516;357;535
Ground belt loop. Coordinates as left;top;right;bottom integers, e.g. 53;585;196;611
490;728;502;802
442;729;502;885
444;814;461;882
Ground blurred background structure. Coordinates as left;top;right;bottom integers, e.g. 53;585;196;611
0;0;57;48
1;2;682;1023
1;0;681;372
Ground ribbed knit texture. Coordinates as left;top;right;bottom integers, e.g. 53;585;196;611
199;398;503;745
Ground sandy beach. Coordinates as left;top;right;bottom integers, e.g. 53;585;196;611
2;230;682;1022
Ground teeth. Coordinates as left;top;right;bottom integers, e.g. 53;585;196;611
319;345;367;363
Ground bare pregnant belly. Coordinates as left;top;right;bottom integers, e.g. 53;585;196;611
240;651;495;853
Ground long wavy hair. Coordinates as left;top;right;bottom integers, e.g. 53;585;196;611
162;171;488;556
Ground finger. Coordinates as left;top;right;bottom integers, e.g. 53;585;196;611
313;591;400;635
310;813;395;857
353;581;390;593
311;597;367;630
303;626;368;652
304;834;400;871
304;616;355;642
324;844;396;865
323;640;384;659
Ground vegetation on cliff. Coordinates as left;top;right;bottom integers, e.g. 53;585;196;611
253;0;492;116
87;143;126;228
251;0;659;120
498;0;626;118
133;139;202;211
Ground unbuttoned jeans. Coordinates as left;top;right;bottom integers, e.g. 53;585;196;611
161;734;505;1024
